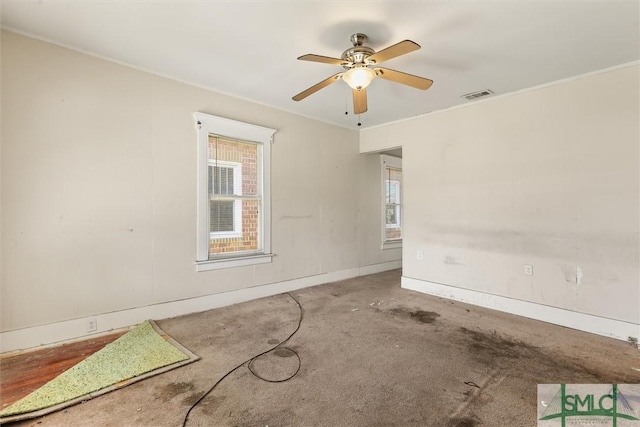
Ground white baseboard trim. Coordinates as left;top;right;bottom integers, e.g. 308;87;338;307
0;261;402;353
360;260;402;276
401;276;639;342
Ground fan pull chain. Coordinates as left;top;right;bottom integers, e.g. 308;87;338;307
345;84;349;115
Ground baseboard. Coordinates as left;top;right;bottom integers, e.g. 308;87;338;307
401;276;639;342
359;260;402;276
0;261;402;353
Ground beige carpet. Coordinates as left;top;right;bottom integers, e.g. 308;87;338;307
6;271;640;427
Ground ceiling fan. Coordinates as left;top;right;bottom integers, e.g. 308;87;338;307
292;33;433;115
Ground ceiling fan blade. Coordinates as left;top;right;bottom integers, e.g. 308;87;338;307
298;54;349;66
374;67;433;90
367;40;420;64
292;73;343;101
353;88;367;114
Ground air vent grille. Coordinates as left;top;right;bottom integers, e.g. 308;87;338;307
462;89;494;101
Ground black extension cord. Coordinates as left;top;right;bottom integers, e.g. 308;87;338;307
181;293;304;426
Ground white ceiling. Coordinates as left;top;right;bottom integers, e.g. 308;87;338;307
2;1;638;129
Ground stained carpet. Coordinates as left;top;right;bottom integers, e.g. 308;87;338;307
0;320;198;424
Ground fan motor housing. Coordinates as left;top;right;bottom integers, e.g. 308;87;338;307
341;46;375;67
341;33;375;68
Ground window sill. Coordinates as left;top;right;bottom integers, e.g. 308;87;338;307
382;241;402;250
195;253;274;272
210;231;243;239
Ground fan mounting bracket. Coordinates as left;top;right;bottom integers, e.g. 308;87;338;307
350;33;367;46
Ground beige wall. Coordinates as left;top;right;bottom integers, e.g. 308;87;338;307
361;65;639;325
1;31;399;332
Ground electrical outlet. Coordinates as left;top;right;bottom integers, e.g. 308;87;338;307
417;250;423;260
524;265;533;276
87;317;97;333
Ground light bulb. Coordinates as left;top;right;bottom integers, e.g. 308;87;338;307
342;66;376;90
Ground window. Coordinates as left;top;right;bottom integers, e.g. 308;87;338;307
208;161;242;237
195;112;276;271
381;154;402;249
385;180;401;228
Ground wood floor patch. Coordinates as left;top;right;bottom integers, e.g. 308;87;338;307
0;331;126;410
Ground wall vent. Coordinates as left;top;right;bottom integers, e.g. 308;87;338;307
461;89;494;101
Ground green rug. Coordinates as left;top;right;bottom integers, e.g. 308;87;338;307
0;320;199;423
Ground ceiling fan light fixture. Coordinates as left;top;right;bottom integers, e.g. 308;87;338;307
342;66;376;90
292;34;433;120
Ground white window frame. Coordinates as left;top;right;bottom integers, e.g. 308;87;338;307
195;112;276;271
208;160;242;238
381;154;402;250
